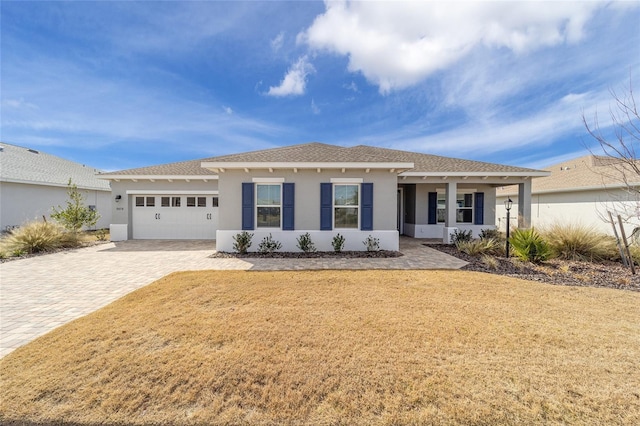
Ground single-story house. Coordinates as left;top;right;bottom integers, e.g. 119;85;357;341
496;155;640;235
0;142;112;232
99;143;549;251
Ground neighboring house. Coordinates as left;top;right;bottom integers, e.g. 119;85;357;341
0;142;112;231
99;143;548;251
496;155;640;235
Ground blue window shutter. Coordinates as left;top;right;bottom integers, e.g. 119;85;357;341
361;183;373;231
320;183;333;231
428;192;437;224
242;183;254;230
474;192;484;225
282;183;295;230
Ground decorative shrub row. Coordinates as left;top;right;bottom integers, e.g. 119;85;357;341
231;232;381;254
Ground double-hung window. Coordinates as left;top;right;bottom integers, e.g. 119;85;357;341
256;184;281;228
334;184;359;228
437;193;473;223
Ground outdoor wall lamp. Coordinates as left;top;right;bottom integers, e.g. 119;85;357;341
504;198;513;258
115;195;122;202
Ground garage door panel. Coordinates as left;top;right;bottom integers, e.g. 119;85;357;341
132;195;218;240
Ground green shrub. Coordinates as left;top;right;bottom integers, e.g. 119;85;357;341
509;228;552;263
296;233;317;253
258;233;282;254
232;231;253;254
51;180;100;233
4;221;69;254
541;222;611;262
481;254;499;270
456;238;500;256
450;229;473;245
363;235;380;252
479;228;502;241
95;229;108;242
332;233;346;253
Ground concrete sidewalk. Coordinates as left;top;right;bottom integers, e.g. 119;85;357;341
0;238;465;357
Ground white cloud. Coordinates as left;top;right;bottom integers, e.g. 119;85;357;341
271;31;285;52
339;87;615;162
3;98;38;110
267;56;315;97
311;98;320;114
300;0;606;94
343;81;358;92
223;106;233;114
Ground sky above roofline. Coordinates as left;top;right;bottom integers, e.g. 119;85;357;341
1;1;639;172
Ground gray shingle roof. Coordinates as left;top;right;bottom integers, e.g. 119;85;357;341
101;158;217;177
0;142;110;191
104;142;546;176
348;145;543;173
497;155;640;195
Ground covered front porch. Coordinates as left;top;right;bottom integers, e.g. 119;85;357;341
397;179;533;243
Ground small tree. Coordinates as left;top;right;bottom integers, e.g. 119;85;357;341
583;78;640;228
51;179;100;234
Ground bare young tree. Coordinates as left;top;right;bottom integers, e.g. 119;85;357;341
583;78;640;241
583;79;640;193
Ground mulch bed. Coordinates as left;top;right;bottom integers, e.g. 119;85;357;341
426;244;640;292
211;250;403;259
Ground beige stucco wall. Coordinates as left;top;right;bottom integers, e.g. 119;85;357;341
0;181;111;231
218;169;397;231
215;169;399;251
496;188;639;236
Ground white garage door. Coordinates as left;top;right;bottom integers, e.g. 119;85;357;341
132;195;218;239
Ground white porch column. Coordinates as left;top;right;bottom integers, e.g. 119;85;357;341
442;181;458;243
518;180;532;228
445;181;457;227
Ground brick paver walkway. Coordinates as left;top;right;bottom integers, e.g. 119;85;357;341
0;238;465;357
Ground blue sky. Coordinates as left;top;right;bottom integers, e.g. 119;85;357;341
2;1;639;172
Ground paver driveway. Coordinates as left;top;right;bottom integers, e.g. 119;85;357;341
0;238;466;357
0;241;250;358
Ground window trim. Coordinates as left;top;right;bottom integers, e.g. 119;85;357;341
436;192;474;224
255;182;282;229
135;196;155;207
333;183;360;229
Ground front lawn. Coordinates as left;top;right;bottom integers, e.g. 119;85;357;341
1;270;639;425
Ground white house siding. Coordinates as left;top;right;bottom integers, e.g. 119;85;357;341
216;169;399;252
496;188;639;236
0;181;111;231
109;180;219;240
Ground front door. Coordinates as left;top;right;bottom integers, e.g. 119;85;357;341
397;188;404;235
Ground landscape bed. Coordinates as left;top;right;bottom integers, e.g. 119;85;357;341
1;270;639;425
427;244;640;292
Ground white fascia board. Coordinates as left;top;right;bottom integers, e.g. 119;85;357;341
98;175;218;181
201;161;414;171
0;177;111;191
399;171;551;178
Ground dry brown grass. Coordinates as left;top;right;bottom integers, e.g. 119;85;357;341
1;270;639;425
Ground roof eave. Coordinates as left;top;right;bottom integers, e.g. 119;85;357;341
399;171;551;178
201;161;415;173
97;175;219;181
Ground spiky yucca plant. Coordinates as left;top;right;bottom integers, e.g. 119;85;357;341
456;238;501;256
509;228;552;263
